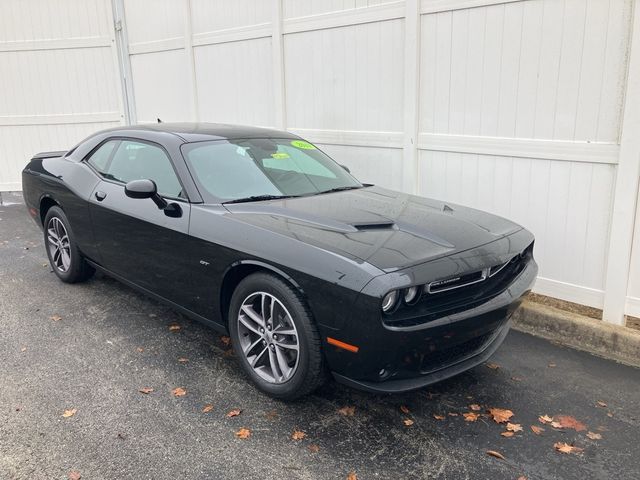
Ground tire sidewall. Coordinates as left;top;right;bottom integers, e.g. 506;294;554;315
229;274;315;399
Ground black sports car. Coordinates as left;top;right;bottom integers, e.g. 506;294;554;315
22;123;537;399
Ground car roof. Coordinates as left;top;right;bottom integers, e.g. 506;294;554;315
99;122;300;143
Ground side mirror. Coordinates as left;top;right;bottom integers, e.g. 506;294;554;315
340;164;351;174
125;179;169;210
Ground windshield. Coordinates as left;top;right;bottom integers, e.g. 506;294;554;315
181;138;362;202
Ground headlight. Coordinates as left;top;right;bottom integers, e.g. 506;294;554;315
381;290;398;312
403;286;419;304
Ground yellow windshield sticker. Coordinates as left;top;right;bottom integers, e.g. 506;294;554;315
291;140;316;150
271;152;290;159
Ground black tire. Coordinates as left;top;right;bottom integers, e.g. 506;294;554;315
228;272;325;400
43;206;95;283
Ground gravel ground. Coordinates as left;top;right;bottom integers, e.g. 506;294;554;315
0;200;639;480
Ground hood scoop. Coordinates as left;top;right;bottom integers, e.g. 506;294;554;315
352;221;396;231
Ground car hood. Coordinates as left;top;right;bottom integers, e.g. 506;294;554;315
222;186;522;272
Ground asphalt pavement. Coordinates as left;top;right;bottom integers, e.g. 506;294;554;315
0;198;638;480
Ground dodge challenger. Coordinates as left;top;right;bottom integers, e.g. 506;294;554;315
22;123;537;399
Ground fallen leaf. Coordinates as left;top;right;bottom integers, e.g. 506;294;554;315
530;425;544;435
596;401;607;408
265;410;278;420
202;404;214;413
68;471;81;480
235;427;251;439
501;431;514;437
469;404;481;411
607;412;613;418
463;412;479;422
62;408;77;418
136;347;144;353
226;408;242;417
506;422;523;433
220;335;231;347
486;450;506;460
403;419;414;426
548;363;557;368
177;357;189;363
448;412;459;417
433;414;445;421
486;363;500;370
292;430;306;440
171;387;187;397
539;415;553;424
308;444;320;453
20;347;26;352
554;442;584;455
586;431;602;440
554;415;587;432
138;387;154;394
511;376;523;382
168;323;181;332
517;476;527;480
488;408;514;424
400;405;410;414
338;406;355;416
596;425;608;432
50;315;62;322
347;472;357;480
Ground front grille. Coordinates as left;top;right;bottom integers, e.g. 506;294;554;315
383;243;533;328
419;330;495;373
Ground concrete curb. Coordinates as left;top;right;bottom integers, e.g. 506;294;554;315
512;300;640;368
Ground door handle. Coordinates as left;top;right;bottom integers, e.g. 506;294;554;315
94;191;107;201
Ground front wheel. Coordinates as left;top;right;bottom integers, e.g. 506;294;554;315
228;272;325;400
43;206;95;283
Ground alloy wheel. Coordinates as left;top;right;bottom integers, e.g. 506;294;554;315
47;217;71;273
237;292;300;384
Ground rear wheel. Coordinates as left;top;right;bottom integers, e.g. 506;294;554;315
228;272;325;400
44;206;94;283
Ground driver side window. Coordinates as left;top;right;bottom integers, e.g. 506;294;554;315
92;140;184;199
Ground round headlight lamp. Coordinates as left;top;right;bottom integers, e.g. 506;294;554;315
403;286;419;304
381;290;399;312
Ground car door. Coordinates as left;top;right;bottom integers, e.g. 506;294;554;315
86;138;194;305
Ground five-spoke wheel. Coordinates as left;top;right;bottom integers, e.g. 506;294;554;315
46;216;71;272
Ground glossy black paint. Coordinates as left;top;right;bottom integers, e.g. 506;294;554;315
22;123;537;393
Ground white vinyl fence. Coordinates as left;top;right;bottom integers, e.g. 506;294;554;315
1;0;639;325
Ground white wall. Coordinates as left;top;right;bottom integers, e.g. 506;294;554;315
1;0;639;322
0;0;124;191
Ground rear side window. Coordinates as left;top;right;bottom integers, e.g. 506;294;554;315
87;141;118;173
93;140;184;199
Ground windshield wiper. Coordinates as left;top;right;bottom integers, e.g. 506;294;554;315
314;185;363;195
223;194;299;204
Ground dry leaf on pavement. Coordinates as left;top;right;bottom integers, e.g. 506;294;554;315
596;401;607;408
506;423;523;433
486;363;500;370
177;357;189;363
554;442;584;455
292;430;306;440
488;408;514;424
400;405;410;414
501;431;514;437
138;387;154;394
338;406;355;416
403;419;414;427
168;324;181;332
539;415;553;424
530;425;544;435
463;412;479;422
554;415;587;432
469;404;481;411
50;315;62;322
586;431;602;440
202;404;214;413
220;335;231;347
347;472;357;480
235;428;251;439
171;387;187;397
548;363;557;368
433;414;445;421
62;408;77;418
486;450;506;460
308;444;320;453
136;347;144;353
226;408;242;417
68;471;81;480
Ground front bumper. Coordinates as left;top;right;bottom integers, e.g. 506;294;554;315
325;253;538;394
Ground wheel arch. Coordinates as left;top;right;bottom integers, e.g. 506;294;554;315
39;195;60;226
219;260;304;326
